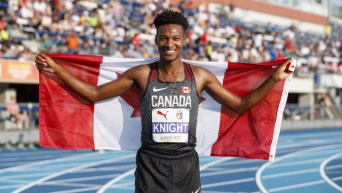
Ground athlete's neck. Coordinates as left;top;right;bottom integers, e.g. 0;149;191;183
158;59;183;75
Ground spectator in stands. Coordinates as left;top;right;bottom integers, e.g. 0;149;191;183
131;32;142;46
228;2;235;18
204;40;213;60
79;40;92;55
87;9;99;28
111;44;125;58
128;44;143;58
66;30;79;54
0;14;9;42
33;0;50;14
1;44;17;59
18;48;35;61
0;14;5;29
39;33;54;51
6;95;29;129
0;25;9;41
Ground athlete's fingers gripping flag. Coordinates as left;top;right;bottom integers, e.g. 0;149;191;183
39;54;294;161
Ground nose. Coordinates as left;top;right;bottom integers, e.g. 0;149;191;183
166;39;174;48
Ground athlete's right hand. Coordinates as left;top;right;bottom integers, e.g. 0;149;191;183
35;51;58;73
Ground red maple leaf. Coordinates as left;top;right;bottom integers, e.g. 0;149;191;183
116;72;141;117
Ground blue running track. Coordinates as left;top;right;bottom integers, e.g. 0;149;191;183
0;128;341;193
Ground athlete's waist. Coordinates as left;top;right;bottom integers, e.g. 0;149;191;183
140;143;196;159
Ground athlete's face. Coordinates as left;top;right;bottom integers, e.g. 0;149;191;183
155;24;186;63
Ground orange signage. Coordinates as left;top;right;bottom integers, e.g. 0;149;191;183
0;59;39;84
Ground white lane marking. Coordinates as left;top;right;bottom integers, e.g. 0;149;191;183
256;144;342;193
72;164;135;173
325;163;342;170
262;168;317;179
201;166;259;177
12;154;135;193
0;150;79;158
109;181;134;188
44;174;118;184
200;157;233;171
0;152;98;174
0;179;31;183
50;186;100;193
0;154;67;162
268;158;325;168
278;132;342;140
202;178;255;188
320;152;342;192
0;184;24;190
97;168;135;193
43;181;100;188
269;180;325;192
3;172;53;179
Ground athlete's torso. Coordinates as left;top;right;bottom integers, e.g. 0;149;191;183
140;62;200;157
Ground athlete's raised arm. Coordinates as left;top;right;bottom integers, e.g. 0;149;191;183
193;59;293;114
35;52;148;103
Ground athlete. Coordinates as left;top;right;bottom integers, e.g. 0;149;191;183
35;10;292;193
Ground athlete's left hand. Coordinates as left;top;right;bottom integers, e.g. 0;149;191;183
272;59;294;81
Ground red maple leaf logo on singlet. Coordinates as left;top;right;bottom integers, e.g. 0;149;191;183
116;73;206;118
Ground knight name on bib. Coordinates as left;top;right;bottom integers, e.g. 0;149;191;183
153;123;189;133
152;108;190;143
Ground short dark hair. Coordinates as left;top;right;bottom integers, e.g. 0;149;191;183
153;9;189;33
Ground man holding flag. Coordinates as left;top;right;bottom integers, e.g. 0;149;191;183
36;9;292;193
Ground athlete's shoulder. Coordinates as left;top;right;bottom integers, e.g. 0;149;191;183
126;64;151;78
186;63;217;89
187;63;213;76
130;63;151;71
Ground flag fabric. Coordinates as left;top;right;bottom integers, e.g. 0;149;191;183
39;54;294;161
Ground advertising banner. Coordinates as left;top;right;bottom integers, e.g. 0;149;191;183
0;60;38;84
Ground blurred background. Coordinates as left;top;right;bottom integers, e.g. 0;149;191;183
0;0;341;150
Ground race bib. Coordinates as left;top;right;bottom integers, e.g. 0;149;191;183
152;108;190;143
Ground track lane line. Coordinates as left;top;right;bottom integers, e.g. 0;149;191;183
319;152;342;192
12;154;135;193
97;168;135;193
256;144;342;193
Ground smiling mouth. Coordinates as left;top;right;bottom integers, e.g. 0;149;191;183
163;50;176;55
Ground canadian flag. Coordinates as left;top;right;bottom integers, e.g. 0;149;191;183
39;54;294;161
181;86;191;93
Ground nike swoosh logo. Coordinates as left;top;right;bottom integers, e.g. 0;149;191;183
192;187;200;193
153;86;168;92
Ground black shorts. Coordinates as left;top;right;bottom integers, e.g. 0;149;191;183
135;148;201;193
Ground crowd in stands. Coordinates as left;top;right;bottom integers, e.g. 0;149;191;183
0;0;341;81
